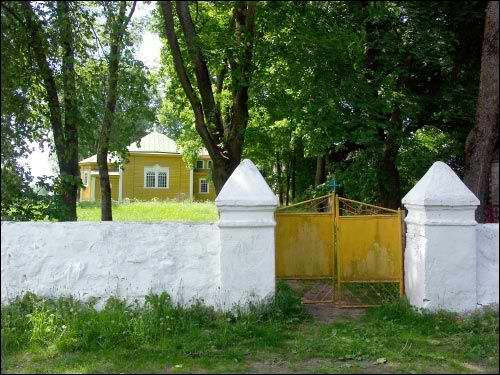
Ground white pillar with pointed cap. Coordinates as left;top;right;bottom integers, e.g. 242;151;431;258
215;159;279;309
402;161;480;312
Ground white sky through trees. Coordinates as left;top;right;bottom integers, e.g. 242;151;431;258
22;1;161;179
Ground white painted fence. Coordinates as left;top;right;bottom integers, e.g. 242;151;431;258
1;159;278;311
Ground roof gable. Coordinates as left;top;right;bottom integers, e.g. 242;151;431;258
127;131;179;153
79;131;210;164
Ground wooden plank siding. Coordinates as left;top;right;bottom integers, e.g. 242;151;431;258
125;153;190;200
79;153;216;202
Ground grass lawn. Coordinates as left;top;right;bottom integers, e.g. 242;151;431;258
76;200;218;222
1;283;498;374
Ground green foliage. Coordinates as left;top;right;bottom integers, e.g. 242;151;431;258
240;1;484;204
0;165;57;221
76;58;157;161
1;1;488;216
398;126;465;193
76;1;158;163
1;2;157;222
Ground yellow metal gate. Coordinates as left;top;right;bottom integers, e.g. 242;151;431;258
275;194;404;306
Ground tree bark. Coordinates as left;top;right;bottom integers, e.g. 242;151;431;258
285;159;291;205
377;139;402;209
22;1;79;221
159;1;257;193
376;109;402;209
315;155;327;186
276;153;284;205
97;1;136;221
57;1;79;221
464;1;499;222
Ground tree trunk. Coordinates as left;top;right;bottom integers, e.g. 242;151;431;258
97;1;135;221
210;156;241;193
22;1;80;221
464;1;499;222
58;1;79;222
377;138;402;209
377;110;402;209
315;155;327;186
276;153;284;205
360;2;404;209
159;1;256;193
285;159;291;206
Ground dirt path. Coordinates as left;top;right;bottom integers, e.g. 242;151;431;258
304;303;366;324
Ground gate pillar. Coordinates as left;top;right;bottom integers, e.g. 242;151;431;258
402;161;480;313
215;159;279;309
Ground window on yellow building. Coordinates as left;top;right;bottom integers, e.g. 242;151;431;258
144;165;169;188
145;170;155;188
158;171;167;188
200;178;209;194
196;160;204;169
82;171;89;187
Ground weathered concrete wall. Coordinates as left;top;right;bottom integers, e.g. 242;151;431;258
402;162;479;313
1;159;278;311
1;221;221;308
216;159;279;308
403;161;499;313
476;224;499;306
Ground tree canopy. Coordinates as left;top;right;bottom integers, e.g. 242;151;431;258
1;1;496;222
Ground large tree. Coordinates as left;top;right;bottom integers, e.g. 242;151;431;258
97;0;136;221
243;1;485;207
159;1;257;192
2;1;152;221
464;1;499;222
5;1;82;221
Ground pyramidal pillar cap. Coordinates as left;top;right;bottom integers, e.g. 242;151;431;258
402;161;479;207
215;159;279;209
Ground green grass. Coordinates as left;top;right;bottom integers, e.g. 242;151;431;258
1;285;498;374
76;200;218;222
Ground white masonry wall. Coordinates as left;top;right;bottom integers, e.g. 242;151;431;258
476;224;499;306
216;159;279;308
1;221;222;308
1;159;278;311
403;161;499;312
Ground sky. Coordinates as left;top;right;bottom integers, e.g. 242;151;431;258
21;2;161;180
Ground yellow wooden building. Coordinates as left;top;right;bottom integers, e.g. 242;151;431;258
79;131;216;202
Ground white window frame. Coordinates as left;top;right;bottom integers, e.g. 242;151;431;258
196;160;204;169
207;160;212;169
82;171;89;187
145;168;156;188
144;165;169;189
199;178;209;194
